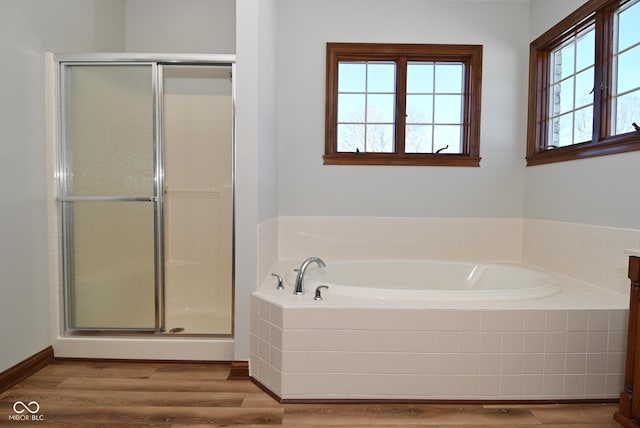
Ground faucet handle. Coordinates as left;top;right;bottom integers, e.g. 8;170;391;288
271;273;284;290
314;285;329;301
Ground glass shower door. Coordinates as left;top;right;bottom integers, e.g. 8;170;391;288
60;64;161;331
161;65;233;335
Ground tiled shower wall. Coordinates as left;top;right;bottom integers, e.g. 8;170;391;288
163;92;233;324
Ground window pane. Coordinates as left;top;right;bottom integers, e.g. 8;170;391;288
434;95;462;124
337;124;364;152
367;94;395;123
553;42;575;81
574;106;593;143
618;0;640;52
338;94;365;122
575;67;594;109
407;62;434;93
406;95;433;123
433;125;462;153
616;45;640;94
614;89;640;134
576;26;595;72
612;1;640;136
546;23;595;147
551;113;574;147
406;125;432;153
551;79;575;116
338;63;366;92
366;124;394;152
367;62;396;92
435;63;463;93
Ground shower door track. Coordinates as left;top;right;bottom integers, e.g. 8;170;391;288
56;53;236;337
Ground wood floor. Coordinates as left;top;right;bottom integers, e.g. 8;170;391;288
0;360;621;427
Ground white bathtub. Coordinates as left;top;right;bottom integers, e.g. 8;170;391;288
287;260;560;301
251;258;629;401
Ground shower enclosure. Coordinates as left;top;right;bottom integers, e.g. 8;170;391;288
57;54;234;336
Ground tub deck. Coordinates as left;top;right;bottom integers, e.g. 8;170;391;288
259;260;628;310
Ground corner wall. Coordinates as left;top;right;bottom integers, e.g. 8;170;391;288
524;153;640;230
235;0;280;360
256;0;280;284
521;0;640;294
525;0;640;230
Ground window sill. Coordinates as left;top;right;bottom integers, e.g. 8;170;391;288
323;153;481;167
526;133;640;166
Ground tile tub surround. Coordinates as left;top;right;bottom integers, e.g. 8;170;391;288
274;216;640;296
250;265;628;400
523;219;640;295
278;216;524;264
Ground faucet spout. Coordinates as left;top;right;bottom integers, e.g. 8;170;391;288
293;256;326;295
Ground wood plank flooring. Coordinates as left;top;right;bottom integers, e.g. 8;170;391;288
0;360;621;427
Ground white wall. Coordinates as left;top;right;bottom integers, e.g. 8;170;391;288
257;0;279;225
125;0;235;53
235;0;282;360
255;0;280;314
276;0;530;218
525;0;640;230
529;0;586;41
0;0;125;373
234;0;259;362
524;153;640;229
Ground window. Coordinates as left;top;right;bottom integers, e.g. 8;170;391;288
324;43;483;166
527;0;640;165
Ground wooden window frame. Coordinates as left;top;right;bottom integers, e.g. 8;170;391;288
526;0;640;166
324;43;483;166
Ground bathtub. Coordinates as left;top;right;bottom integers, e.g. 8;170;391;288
286;260;560;301
251;258;629;401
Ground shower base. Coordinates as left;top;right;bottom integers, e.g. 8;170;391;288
165;309;232;335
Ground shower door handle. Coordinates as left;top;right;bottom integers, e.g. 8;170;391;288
59;196;158;202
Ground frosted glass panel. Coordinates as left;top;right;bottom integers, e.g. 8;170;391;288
70;201;155;329
62;63;157;332
65;65;154;197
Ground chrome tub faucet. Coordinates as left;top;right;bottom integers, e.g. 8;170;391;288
293;256;326;295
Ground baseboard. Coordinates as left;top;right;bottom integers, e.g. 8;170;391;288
250;376;619;405
0;346;54;393
55;357;247;379
227;360;249;380
54;357;232;365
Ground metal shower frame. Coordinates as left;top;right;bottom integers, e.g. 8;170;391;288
55;53;236;336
